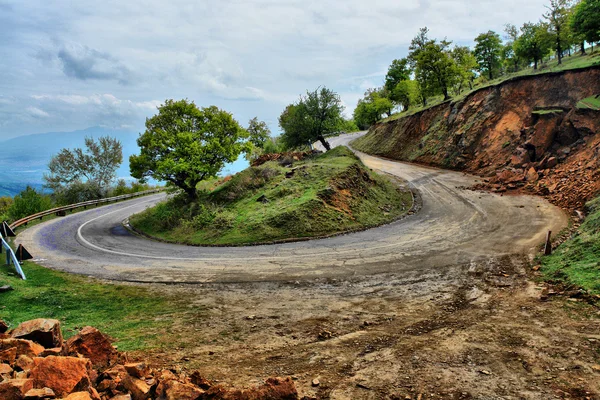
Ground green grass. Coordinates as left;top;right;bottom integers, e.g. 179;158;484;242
542;196;600;295
130;147;413;245
577;95;600;110
383;51;600;124
0;261;204;351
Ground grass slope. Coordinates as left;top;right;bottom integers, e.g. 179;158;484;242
542;196;600;294
0;262;202;351
577;94;600;110
130;147;412;245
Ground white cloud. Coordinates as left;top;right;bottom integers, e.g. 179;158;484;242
26;106;50;118
0;0;549;138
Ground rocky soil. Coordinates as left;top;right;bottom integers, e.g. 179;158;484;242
353;66;600;212
0;318;300;399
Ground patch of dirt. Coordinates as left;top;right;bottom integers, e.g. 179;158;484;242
126;255;600;399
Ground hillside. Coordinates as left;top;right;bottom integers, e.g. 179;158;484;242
130;147;413;245
353;65;600;210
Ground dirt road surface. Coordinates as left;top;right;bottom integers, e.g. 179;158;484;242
16;133;600;399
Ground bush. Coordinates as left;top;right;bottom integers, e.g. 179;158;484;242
8;187;54;221
53;181;105;206
0;196;13;222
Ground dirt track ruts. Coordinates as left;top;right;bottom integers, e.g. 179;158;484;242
17;132;568;283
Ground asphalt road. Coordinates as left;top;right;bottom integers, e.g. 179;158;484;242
17;132;568;283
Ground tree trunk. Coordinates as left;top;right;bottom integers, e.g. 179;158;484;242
318;136;331;151
443;87;450;101
534;59;538;70
581;42;586;55
488;69;493;80
184;186;197;200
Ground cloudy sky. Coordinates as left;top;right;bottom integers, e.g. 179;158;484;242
0;0;549;141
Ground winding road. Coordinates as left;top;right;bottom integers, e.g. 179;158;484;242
17;133;568;283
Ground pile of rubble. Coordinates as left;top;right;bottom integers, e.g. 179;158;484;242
474;131;600;211
0;318;301;400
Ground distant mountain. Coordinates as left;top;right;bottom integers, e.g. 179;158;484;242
0;126;249;198
0;127;141;197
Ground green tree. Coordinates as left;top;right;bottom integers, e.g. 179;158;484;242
515;22;553;70
384;58;411;93
0;196;13;221
8;186;53;221
278;87;344;151
544;0;573;65
392;80;421;111
452;45;478;93
474;31;504;79
413;40;459;101
353;88;394;130
130;99;249;200
247;117;271;148
503;24;523;72
570;0;600;52
44;136;123;194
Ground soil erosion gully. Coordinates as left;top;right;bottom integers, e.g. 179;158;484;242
17;132;567;283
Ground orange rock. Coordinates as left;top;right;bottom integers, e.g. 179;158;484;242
160;380;204;400
123;362;149;379
0;346;17;364
526;167;539;182
121;375;151;400
24;387;56;399
0;363;13;374
0;378;34;400
30;356;92;397
15;354;35;372
190;371;212;390
10;319;63;349
66;327;116;370
0;339;45;359
63;392;92;400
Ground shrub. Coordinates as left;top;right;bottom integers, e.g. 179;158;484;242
8;187;54;221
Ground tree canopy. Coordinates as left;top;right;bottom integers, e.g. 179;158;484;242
515;22;553;70
474;31;503;79
130;99;249;199
279;87;344;151
43;135;123;195
353;88;395;130
570;0;600;47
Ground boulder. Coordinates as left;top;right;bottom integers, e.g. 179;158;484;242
1;339;45;359
121;375;151;400
123;363;149;379
0;363;14;375
24;387;56;399
0;379;34;400
156;379;203;400
15;355;35;372
66;327;116;370
546;157;558;169
0;347;18;364
109;395;132;400
10;319;63;349
30;356;92;397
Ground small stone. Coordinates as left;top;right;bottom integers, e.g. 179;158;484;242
0;363;13;374
478;370;491;375
24;387;56;399
124;362;150;379
312;378;320;387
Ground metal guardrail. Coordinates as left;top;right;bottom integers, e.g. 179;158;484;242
1;188;163;280
8;188;163;231
1;231;26;280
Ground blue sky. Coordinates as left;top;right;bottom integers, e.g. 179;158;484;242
0;0;549;141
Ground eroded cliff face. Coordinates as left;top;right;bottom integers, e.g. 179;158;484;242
353;66;600;210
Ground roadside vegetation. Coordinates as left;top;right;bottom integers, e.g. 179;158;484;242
542;196;600;294
354;0;600;129
130;146;412;245
0;261;193;351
